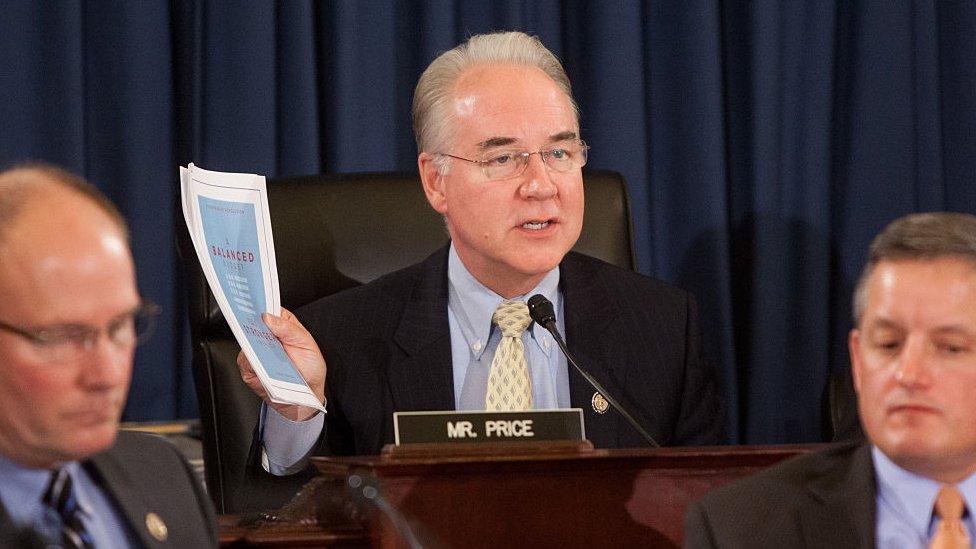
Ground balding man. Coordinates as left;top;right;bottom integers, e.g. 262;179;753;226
684;212;976;548
241;31;725;475
0;165;216;547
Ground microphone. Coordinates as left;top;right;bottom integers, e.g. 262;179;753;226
527;294;660;447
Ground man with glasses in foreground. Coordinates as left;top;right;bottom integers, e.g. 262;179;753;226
240;31;724;474
0;165;216;547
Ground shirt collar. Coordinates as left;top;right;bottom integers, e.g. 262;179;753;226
0;455;92;524
447;243;560;360
872;446;976;536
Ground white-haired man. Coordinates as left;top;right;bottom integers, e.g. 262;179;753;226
241;31;725;475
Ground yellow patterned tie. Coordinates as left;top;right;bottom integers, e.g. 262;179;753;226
930;485;971;549
485;301;533;411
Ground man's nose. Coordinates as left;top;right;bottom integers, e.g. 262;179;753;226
893;337;932;388
519;153;557;199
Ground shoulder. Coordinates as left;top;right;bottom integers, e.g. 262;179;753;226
687;442;865;532
562;252;690;302
94;431;202;487
105;430;185;462
296;248;446;339
711;442;859;496
91;430;202;500
561;252;695;329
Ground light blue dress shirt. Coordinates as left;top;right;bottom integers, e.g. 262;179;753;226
262;244;572;473
873;446;976;548
0;454;136;548
446;245;570;410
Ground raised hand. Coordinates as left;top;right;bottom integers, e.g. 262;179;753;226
237;307;326;421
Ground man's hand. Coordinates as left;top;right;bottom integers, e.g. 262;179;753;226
237;307;326;422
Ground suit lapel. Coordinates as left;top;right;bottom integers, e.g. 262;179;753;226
84;450;160;548
0;501;16;532
798;443;877;548
388;246;455;411
0;500;44;548
560;254;627;448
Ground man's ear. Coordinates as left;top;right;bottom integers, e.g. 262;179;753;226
848;329;863;394
418;153;447;214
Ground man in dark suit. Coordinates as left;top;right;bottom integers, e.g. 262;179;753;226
239;31;724;472
684;213;976;548
0;165;216;548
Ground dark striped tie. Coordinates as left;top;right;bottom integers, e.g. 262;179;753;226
43;468;94;549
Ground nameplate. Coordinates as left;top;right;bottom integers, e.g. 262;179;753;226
393;409;585;445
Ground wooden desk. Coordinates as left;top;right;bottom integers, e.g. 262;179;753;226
220;444;820;548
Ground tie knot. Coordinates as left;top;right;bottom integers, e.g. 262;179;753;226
935;485;967;520
493;301;532;337
44;468;74;516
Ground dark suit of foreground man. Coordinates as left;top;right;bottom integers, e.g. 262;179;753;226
239;31;724;474
0;166;216;548
684;213;976;548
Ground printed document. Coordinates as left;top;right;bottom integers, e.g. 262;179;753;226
180;164;324;411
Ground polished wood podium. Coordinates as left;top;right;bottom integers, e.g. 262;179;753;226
219;443;819;548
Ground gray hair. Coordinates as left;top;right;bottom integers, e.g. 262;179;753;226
852;212;976;324
412;31;579;167
0;163;129;244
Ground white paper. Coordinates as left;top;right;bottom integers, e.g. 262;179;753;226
180;164;324;412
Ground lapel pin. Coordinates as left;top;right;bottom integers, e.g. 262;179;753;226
145;512;168;542
591;392;609;414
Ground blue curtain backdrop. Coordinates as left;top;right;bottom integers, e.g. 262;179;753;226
1;1;973;443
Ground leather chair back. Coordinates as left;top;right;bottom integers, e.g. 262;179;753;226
180;170;635;513
826;369;864;442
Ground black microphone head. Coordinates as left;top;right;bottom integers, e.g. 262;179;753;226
527;294;556;326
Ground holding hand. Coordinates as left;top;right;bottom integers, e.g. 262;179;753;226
237;307;326;422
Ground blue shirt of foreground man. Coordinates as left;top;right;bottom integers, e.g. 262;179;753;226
237;31;726;474
0;165;216;548
684;212;976;548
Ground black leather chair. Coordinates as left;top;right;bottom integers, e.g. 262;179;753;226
826;368;864;442
179;170;636;513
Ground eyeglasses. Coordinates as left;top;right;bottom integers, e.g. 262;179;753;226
0;302;161;364
439;140;590;181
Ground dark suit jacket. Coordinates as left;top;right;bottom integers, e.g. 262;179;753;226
683;442;877;549
0;506;45;549
295;246;725;455
0;431;217;549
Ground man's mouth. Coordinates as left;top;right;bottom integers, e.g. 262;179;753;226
521;220;552;230
887;402;940;416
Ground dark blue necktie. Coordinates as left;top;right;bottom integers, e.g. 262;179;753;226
43;468;94;549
